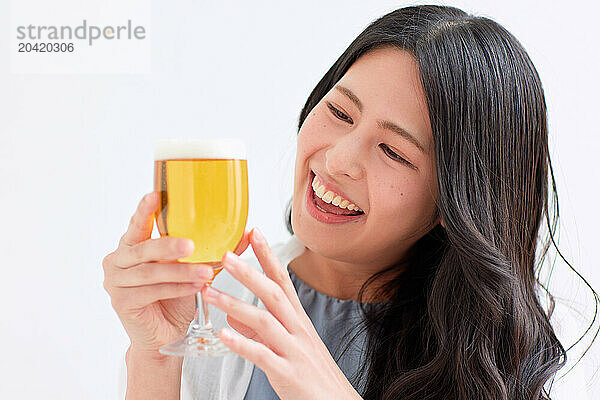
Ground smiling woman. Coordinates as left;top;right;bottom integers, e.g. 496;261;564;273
282;4;599;400
289;47;442;301
105;4;599;400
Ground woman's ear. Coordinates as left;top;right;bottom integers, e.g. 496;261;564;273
440;218;445;229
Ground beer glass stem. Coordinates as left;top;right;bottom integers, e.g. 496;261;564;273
192;288;212;330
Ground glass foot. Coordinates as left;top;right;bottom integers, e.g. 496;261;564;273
159;325;231;357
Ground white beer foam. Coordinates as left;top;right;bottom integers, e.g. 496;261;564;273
154;138;247;160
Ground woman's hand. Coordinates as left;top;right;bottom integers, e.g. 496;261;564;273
202;228;362;400
102;191;251;357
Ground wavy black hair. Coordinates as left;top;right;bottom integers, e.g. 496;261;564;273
283;5;598;399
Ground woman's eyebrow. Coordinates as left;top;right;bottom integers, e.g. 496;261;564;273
333;84;428;154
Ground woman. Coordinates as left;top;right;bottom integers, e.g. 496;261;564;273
103;5;597;400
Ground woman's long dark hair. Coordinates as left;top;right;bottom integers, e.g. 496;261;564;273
283;5;598;399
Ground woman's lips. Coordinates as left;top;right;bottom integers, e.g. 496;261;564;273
305;171;365;224
310;170;363;213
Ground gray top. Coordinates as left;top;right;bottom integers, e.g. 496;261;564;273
243;268;384;400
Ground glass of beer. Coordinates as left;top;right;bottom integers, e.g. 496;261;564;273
153;138;248;357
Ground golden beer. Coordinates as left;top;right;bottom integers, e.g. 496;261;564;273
153;140;248;266
154;138;248;357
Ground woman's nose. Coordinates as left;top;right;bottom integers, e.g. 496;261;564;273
324;132;365;180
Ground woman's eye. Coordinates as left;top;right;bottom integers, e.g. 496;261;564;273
327;102;353;123
379;144;413;167
325;102;414;169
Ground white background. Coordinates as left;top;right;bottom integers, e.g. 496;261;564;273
1;0;599;398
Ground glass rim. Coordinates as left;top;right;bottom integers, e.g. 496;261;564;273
154;138;247;160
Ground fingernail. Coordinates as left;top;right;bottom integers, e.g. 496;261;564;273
179;239;194;253
253;228;265;244
224;251;239;269
203;286;218;300
220;328;233;340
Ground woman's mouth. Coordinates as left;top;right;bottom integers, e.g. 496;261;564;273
305;170;365;224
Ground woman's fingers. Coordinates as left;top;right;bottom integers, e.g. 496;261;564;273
112;262;214;287
221;251;301;333
119;192;159;247
110;282;203;312
226;314;260;341
234;228;252;256
203;286;291;355
117;228;250;268
248;228;307;317
116;194;249;268
218;328;286;375
114;236;194;267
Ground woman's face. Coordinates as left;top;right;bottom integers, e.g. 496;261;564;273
291;46;441;270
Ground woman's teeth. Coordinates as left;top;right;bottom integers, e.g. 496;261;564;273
311;175;363;213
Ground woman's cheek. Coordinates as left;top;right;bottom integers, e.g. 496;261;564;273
300;108;334;147
298;110;327;155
